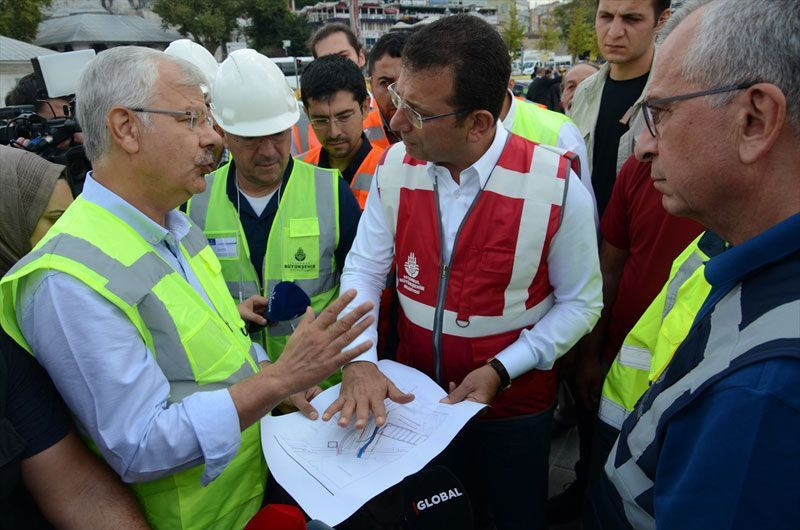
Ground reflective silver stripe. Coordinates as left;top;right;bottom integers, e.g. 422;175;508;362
351;171;372;192
597;395;627;430
12;234;173;306
168;360;254;403
365;125;385;143
606;456;656;530
265;314;305;338
226;280;260;300
188;171;215;231
608;286;800;526
617;345;652;371
182;221;210;258
662;250;704;318
293;112;312;156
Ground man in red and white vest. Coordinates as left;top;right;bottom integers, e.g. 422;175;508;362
323;16;602;530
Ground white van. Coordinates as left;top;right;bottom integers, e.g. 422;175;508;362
269;56;314;90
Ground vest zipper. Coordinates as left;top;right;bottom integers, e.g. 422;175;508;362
431;175;486;386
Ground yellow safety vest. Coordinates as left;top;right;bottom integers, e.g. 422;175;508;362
598;233;718;429
186;158;343;387
508;96;576;148
0;197;264;530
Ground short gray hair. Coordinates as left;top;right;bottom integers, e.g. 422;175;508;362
662;0;800;134
76;46;207;162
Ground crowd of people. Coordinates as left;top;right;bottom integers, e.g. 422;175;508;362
0;0;798;529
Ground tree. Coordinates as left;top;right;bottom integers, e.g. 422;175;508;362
565;4;598;61
501;1;526;64
538;21;561;52
152;0;247;58
245;0;311;56
0;0;51;43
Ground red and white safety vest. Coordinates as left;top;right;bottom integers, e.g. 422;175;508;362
377;133;576;418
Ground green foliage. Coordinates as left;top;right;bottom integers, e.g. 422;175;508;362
246;0;311;56
501;1;526;63
538;22;561;52
0;0;52;43
153;0;247;58
552;0;599;61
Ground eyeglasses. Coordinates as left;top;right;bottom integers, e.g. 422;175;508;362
641;81;757;137
126;107;214;131
387;82;463;129
309;109;360;130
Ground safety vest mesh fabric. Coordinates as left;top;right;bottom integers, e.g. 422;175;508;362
598;233;712;430
378;133;572;418
186;158;342;386
603;280;800;529
363;107;390;149
299;142;384;210
0;197;264;530
510;98;574;148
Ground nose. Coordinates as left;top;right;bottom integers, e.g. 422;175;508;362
329;118;343;137
608;16;626;39
634;127;658;162
390;106;411;133
200;123;223;151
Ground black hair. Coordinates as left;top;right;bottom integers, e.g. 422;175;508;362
402;14;510;123
300;54;368;109
367;29;414;76
4;73;48;114
308;23;362;59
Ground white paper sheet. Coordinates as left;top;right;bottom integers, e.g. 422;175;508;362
260;359;486;526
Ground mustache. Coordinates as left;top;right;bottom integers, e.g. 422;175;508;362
252;154;281;166
195;149;215;167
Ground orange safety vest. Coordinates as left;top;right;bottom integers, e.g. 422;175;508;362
362;108;391;150
377;134;576;418
299;141;384;210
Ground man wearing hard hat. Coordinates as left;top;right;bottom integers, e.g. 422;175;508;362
186;49;362;395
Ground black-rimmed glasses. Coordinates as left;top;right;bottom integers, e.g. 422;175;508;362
387;83;464;129
641;81;757;137
126;107;213;130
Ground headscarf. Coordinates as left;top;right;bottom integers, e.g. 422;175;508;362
0;145;65;276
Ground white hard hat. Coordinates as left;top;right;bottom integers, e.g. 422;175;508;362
210;49;299;137
164;39;219;92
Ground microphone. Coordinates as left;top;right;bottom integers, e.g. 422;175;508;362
402;465;474;530
267;281;311;324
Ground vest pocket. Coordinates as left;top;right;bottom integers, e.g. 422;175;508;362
281;218;320;281
183;314;245;385
456;246;515;321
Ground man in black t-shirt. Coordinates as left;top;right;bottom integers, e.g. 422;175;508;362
553;0;672;524
0;331;148;528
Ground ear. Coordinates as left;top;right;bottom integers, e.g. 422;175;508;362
465;110;495;145
360;99;370;117
357;49;366;69
107;107;141;155
737;83;786;165
655;8;671;32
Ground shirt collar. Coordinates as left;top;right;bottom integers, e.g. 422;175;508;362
501;89;517;131
426;124;509;189
81;171;190;246
705;211;800;288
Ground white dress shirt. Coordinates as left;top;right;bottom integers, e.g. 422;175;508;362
341;125;602;380
16;173;266;485
502;93;599;225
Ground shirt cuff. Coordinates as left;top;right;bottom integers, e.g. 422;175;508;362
182;388;242;486
252;342;268;364
494;341;539;380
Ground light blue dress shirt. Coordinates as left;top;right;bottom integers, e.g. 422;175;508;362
16;172;265;485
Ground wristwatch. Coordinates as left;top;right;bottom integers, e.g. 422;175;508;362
487;357;512;391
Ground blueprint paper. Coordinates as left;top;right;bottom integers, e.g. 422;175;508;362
260;360;486;526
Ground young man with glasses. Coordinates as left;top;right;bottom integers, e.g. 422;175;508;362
298;55;384;210
326;15;602;530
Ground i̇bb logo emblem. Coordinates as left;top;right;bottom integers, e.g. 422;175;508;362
404;252;419;278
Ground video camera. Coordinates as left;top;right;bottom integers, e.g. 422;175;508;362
0;50;95;196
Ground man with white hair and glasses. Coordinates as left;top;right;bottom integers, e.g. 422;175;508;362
0;46;374;529
588;1;800;528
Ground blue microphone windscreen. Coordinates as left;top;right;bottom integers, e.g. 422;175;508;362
267;281;311;322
